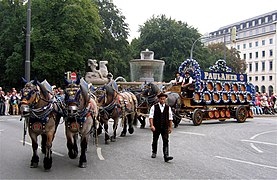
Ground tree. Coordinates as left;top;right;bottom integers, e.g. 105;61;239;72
93;0;131;80
0;0;26;89
206;42;246;73
30;0;101;85
130;15;204;81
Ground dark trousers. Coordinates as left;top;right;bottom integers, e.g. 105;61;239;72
0;102;5;115
152;128;169;157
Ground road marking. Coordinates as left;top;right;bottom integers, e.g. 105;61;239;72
250;130;277;140
178;132;206;136
215;156;277;170
250;143;263;153
20;140;64;157
241;139;277;146
0;129;5;134
97;147;105;160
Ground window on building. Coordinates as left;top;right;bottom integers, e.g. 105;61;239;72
269;38;273;44
270;25;274;31
249;42;252;48
262;76;265;81
262;51;265;57
249;53;252;59
258;19;262;24
252;20;255;26
243;44;246;49
255;62;258;71
246;22;249;28
262;40;265;45
237;45;240;50
255;76;258;81
255;41;258;46
249;30;252;36
262;62;265;71
269;85;273;96
262;27;266;33
265;17;268;23
274;14;276;21
269;61;273;71
243;54;246;59
269;49;273;56
261;86;266;93
269;76;273;81
249;77;252;81
243;31;246;37
255;52;258;58
256;29;259;34
249;63;252;72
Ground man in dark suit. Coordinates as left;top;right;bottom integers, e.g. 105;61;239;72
149;92;173;162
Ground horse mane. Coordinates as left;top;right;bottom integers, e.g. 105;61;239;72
104;84;115;96
80;78;90;107
35;80;50;100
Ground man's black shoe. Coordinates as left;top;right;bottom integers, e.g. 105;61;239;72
164;156;173;162
151;153;156;158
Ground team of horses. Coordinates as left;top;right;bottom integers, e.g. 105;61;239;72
20;76;182;170
20;77;143;169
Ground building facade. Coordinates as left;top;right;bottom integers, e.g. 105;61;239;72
204;10;277;96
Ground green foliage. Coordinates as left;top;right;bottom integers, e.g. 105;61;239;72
130;15;203;81
0;0;26;89
206;43;246;73
31;0;101;85
93;0;131;80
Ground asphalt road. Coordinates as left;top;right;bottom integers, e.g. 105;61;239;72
0;115;276;179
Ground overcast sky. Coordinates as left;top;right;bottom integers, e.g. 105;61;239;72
113;0;277;41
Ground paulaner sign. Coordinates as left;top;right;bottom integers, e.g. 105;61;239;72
200;71;247;82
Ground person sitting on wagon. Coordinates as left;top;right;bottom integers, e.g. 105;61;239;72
181;71;193;97
172;72;183;85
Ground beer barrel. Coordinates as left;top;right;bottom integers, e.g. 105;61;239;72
206;80;214;92
222;91;230;103
203;91;212;104
230;92;238;103
193;92;202;103
238;92;246;103
232;82;239;92
223;82;231;92
215;81;223;92
240;83;246;92
246;92;252;103
213;92;221;104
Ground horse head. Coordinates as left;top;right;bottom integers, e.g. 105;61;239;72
64;81;82;117
20;78;50;114
143;83;160;97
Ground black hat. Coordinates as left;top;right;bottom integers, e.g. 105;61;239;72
157;92;168;98
185;71;190;74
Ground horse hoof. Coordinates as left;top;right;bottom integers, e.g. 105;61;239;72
68;152;78;159
128;128;134;134
110;137;116;142
30;162;38;168
105;140;110;145
43;157;52;170
140;125;145;129
79;162;87;168
120;132;126;137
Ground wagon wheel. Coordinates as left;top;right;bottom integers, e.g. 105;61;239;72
236;105;247;123
192;109;203;126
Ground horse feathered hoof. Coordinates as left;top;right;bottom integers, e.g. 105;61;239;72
128;127;134;134
120;132;126;137
110;136;116;142
43;157;52;170
68;151;78;159
79;162;87;168
30;162;38;168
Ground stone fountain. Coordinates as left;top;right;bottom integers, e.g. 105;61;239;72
130;49;165;82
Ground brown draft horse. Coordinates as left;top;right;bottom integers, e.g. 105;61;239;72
96;84;137;144
63;78;98;168
20;79;62;170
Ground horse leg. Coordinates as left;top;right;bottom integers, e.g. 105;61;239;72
111;118;118;142
79;136;88;168
138;115;146;129
30;133;39;168
104;122;110;144
43;132;54;170
120;116;127;137
128;114;134;134
41;134;47;154
67;130;78;159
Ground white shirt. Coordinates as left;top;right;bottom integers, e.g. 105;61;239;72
183;76;193;84
149;103;173;120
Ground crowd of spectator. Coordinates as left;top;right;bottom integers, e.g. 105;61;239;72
0;87;21;116
0;86;65;116
251;92;276;115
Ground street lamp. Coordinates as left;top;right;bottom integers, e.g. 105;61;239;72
25;0;31;82
190;35;210;60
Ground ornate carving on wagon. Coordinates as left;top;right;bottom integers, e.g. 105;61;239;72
209;59;232;72
85;59;110;85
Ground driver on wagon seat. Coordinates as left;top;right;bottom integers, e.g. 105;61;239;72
181;71;193;97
